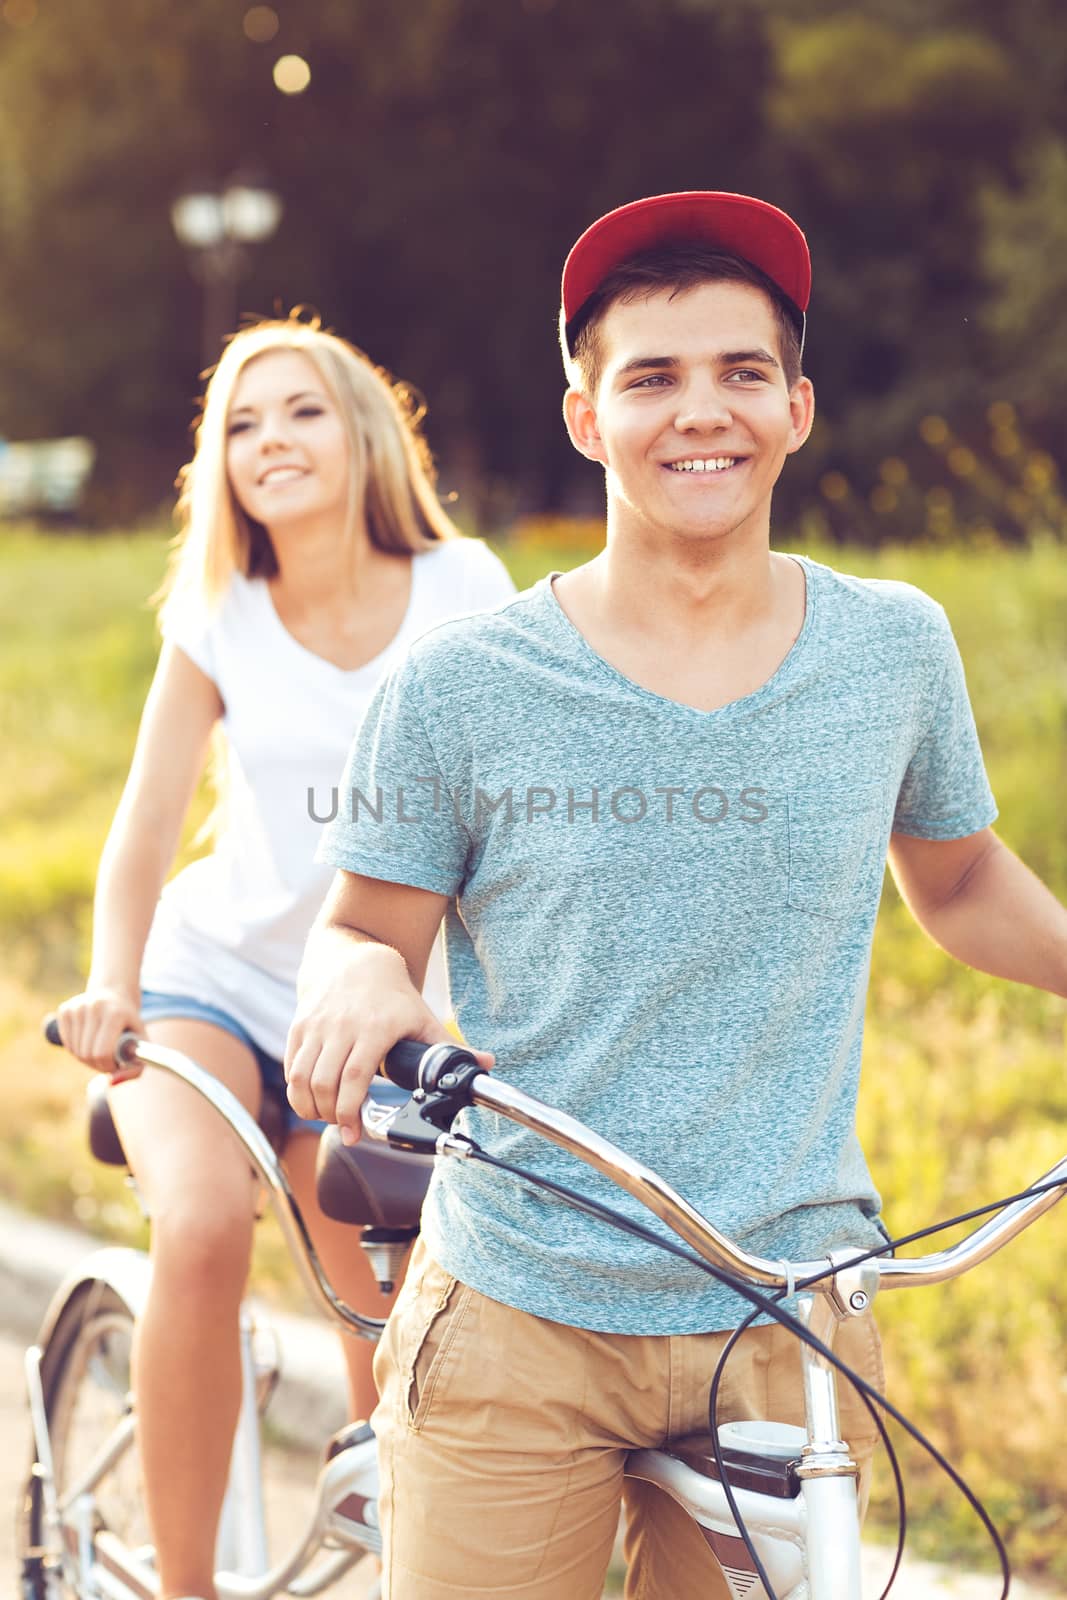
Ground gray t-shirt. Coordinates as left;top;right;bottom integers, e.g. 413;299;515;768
317;556;997;1335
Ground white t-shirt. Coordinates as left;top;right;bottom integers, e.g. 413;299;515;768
140;537;515;1058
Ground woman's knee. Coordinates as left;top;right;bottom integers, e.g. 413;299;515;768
148;1193;256;1299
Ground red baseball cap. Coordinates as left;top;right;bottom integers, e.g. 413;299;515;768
561;191;810;356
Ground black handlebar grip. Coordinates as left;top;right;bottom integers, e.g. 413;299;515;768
381;1039;432;1091
44;1014;62;1047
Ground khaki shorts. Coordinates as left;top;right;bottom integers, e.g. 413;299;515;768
372;1239;885;1599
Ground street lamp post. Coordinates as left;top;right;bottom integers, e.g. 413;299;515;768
171;176;283;370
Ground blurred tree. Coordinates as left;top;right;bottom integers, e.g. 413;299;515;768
0;0;1059;536
764;15;1025;502
0;0;284;516
0;0;774;523
980;137;1067;415
979;1;1067;141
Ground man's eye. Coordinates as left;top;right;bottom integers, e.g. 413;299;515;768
727;369;765;383
631;374;669;389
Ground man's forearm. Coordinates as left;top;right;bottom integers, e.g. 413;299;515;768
915;837;1067;997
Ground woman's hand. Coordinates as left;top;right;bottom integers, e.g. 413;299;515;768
55;985;144;1073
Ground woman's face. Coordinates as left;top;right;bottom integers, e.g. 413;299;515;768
225;349;351;531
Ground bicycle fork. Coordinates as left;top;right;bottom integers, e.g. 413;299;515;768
24;1342;76;1596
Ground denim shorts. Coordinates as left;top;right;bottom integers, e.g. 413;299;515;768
139;989;327;1135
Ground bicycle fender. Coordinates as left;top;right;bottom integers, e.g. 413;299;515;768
32;1245;152;1350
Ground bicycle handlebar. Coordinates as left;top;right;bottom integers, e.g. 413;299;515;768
45;1018;1067;1309
379;1038;1067;1303
380;1037;434;1090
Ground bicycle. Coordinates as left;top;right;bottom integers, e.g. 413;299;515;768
21;1027;1067;1599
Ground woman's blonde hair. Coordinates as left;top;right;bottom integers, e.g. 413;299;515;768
158;315;457;624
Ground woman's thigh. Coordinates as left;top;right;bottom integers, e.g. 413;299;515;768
282;1129;407;1314
107;1016;263;1226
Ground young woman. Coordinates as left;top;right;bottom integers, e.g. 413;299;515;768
54;317;514;1600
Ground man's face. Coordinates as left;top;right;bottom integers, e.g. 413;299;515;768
565;281;814;549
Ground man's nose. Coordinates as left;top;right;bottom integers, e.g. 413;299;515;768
673;377;732;432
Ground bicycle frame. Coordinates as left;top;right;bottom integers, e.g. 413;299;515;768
26;1281;382;1599
25;1038;390;1600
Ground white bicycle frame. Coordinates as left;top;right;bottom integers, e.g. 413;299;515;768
25;1042;389;1600
26;1034;1067;1600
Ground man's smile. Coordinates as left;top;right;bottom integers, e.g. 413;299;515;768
662;455;745;474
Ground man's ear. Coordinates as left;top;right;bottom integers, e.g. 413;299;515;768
785;376;816;456
563;387;608;465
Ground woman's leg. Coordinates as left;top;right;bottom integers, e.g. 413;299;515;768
108;1019;263;1600
283;1130;407;1421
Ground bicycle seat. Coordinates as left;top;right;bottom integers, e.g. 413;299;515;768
663;1429;802;1499
86;1072;288;1166
316;1085;434;1228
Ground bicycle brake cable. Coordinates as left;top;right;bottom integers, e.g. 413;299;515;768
456;1141;1031;1600
792;1172;1067;1293
704;1301;907;1600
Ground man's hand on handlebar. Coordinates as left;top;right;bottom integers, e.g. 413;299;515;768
284;945;492;1145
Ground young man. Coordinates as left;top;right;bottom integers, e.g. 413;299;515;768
285;192;1067;1598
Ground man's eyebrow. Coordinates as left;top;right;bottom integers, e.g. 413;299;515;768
720;348;780;370
613;356;680;380
613;349;781;382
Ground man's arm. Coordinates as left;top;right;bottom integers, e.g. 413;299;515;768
285;870;491;1142
888;827;1067;998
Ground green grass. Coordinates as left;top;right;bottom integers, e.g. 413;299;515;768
3;520;1066;1580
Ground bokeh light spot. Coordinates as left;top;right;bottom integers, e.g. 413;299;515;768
243;6;279;43
1023;453;1056;492
274;54;311;94
870;485;897;514
3;0;37;26
878;456;909;487
819;471;849;503
919;416;949;447
947;446;976;478
992;430;1020;459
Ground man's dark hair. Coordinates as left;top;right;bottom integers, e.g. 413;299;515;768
566;245;804;398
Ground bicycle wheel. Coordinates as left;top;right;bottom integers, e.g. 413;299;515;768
19;1279;151;1599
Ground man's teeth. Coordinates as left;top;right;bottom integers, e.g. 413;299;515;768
668;457;738;473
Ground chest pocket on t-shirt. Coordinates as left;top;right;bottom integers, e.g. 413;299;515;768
787;781;888;920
